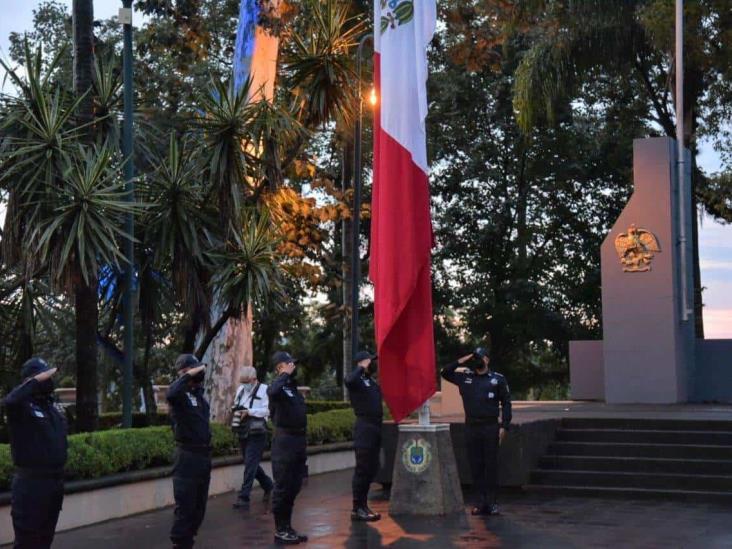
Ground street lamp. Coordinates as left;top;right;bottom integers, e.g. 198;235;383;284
120;0;135;428
350;33;375;362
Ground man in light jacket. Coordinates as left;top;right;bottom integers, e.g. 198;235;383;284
232;366;274;510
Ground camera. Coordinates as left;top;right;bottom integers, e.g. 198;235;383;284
230;405;248;429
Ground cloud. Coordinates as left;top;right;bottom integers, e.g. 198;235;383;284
701;259;732;271
703;309;732;339
699;217;732;250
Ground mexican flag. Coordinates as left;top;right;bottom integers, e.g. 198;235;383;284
370;0;437;422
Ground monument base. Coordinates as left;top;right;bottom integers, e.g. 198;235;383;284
388;423;464;515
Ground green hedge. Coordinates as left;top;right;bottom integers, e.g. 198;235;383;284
0;409;355;491
306;408;355;445
97;412;171;431
304;400;351;414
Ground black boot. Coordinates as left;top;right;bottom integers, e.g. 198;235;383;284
274;515;299;545
287;526;308;543
364;504;381;520
351;506;380;522
233;494;250;509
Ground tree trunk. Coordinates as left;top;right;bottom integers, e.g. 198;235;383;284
200;0;281;421
138;328;157;417
75;279;99;432
71;0;97;432
201;305;253;423
72;0;94;136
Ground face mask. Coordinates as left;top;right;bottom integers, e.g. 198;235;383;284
368;362;378;375
34;378;55;396
191;371;205;384
241;381;255;390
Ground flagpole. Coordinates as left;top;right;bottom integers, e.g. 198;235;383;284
350;33;374;363
676;0;691;323
120;0;135;428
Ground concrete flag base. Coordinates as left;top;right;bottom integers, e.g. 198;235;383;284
389;423;464;515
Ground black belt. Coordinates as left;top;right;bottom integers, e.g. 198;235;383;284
466;417;498;425
275;427;306;436
355;415;383;425
15;467;65;480
176;442;212;454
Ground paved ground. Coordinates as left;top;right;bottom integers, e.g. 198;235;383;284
32;468;732;549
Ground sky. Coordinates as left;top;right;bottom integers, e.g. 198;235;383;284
1;1;731;339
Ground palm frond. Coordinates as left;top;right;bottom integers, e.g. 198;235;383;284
35;144;142;291
282;0;366;128
211;208;285;315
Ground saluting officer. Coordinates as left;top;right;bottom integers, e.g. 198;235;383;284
345;350;382;522
267;351;308;545
167;354;211;549
441;347;512;516
2;358;67;549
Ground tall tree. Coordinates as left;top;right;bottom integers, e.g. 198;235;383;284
500;0;732;338
71;0;99;430
428;5;648;393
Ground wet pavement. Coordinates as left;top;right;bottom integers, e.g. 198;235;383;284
33;468;732;548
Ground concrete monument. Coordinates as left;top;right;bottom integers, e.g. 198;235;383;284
570;137;732;402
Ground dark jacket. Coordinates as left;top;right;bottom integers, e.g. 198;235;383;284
267;373;307;431
441;362;512;429
2;379;68;470
345;367;383;421
166;374;211;447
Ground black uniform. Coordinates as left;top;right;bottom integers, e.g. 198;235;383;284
441;361;512;509
167;374;212;549
267;372;307;533
345;366;383;509
3;377;67;549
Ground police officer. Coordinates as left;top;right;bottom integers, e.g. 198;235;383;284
345;350;382;522
267;351;308;545
2;357;67;549
441;347;511;516
167;354;211;549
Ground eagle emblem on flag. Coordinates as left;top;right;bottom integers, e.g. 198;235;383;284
380;0;414;34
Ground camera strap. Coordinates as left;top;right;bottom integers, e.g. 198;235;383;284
248;383;261;409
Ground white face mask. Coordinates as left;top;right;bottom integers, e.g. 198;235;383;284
241;381;255;389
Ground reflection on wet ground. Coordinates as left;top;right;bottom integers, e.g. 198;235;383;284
42;468;732;548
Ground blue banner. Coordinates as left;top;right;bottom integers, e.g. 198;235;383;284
233;0;260;94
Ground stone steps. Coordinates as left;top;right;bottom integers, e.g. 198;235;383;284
538;454;732;475
527;418;732;501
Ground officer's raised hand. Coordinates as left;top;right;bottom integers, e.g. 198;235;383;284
454;353;474;373
186;365;206;378
34;367;57;382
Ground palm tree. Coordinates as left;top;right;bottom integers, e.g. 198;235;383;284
72;0;95;137
282;0;366;392
0;45;137;431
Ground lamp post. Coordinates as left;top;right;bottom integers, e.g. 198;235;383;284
350;33;375;363
120;0;135;428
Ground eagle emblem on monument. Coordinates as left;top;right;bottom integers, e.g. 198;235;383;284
614;224;661;272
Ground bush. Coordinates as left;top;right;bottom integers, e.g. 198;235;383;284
0;409;356;491
305;400;351;414
307;408;355;445
97;412;171;431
